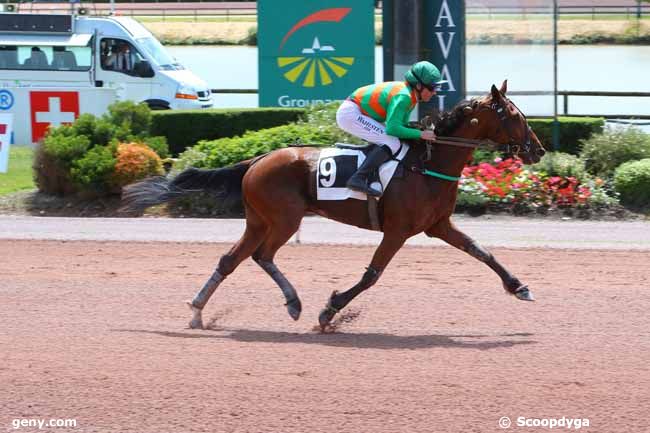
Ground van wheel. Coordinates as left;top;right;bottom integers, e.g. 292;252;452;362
145;100;170;110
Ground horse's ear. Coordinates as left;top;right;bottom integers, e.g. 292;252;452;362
490;84;502;100
500;79;508;95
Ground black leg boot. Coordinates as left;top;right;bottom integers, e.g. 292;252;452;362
346;145;393;197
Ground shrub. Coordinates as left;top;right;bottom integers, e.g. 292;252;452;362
107;101;152;137
150;108;306;155
70;114;116;147
42;127;91;167
111;142;164;188
171;147;208;174
580;126;650;178
299;102;363;144
613;158;650;208
532;152;590;183
582;177;619;208
71;114;98;139
528;117;604;155
455;191;488;215
141;135;169;159
70;145;116;193
36;101;169;196
185;123;338;168
34;128;91;194
33;141;77;195
470;149;501;165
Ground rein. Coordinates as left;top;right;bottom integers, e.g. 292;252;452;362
433;136;500;150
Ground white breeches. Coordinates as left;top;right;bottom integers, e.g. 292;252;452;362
336;100;402;155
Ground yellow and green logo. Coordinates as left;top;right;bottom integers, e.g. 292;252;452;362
277;9;355;88
278;37;354;88
258;1;374;107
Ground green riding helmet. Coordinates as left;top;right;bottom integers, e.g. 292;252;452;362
404;61;447;89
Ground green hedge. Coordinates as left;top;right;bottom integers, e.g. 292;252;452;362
177;123;337;170
151;108;306;155
528;117;604;155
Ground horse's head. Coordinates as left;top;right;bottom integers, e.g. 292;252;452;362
469;80;546;164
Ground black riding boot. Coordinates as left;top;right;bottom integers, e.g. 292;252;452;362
346;145;393;197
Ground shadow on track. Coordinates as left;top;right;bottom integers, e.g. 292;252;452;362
113;328;536;351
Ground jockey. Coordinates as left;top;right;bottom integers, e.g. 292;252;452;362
336;60;446;197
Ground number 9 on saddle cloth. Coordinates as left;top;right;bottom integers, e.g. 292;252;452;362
316;143;409;201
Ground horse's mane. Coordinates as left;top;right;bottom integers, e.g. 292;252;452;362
432;98;480;136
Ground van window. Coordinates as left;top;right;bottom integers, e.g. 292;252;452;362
101;38;148;76
136;37;183;71
0;46;18;69
0;44;90;71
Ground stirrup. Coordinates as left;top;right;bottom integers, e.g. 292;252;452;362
347;177;382;197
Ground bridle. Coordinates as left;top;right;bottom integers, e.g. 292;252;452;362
412;95;540;182
420;96;535;162
491;96;533;157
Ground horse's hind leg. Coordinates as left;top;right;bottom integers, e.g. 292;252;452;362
252;213;304;320
188;209;267;329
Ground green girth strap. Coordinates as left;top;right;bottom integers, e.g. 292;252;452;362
421;169;460;182
410;165;461;182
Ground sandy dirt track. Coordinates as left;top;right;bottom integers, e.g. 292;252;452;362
1;239;649;433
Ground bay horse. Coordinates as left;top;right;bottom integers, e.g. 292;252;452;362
122;81;545;330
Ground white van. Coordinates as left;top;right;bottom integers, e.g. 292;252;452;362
0;12;212;144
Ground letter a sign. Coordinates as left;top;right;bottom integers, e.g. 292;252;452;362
424;0;465;112
257;0;374;107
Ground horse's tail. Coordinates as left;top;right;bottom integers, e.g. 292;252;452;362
120;160;252;214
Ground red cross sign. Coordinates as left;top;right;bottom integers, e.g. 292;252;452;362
30;91;80;142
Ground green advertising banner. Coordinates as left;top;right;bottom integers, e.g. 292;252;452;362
258;0;375;107
382;0;465;114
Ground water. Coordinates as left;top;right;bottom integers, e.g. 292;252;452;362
167;45;650;120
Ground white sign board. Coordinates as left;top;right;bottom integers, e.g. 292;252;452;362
0;113;13;173
0;87;118;145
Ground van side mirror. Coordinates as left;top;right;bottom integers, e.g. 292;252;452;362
134;60;154;78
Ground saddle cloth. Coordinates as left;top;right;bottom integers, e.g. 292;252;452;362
316;143;409;201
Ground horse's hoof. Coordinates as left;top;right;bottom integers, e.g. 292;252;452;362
286;298;302;321
514;286;535;302
318;291;339;330
186;301;204;329
318;308;336;330
189;318;204;329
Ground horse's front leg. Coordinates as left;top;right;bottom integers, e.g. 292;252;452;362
428;220;535;301
318;233;407;330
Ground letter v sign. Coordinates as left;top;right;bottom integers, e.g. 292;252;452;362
435;32;455;59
